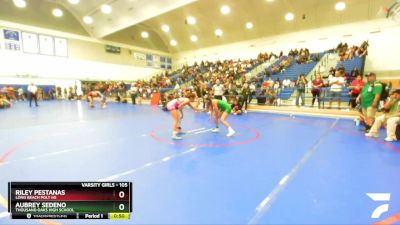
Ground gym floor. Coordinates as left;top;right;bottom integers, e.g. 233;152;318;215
0;101;399;225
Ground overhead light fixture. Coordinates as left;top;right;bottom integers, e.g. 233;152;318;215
246;22;253;29
141;31;149;38
220;5;230;15
215;28;223;37
190;35;198;42
266;0;274;2
13;0;26;8
285;12;294;21
186;16;196;25
161;24;170;32
68;0;80;4
101;4;112;14
52;8;63;17
83;16;93;24
335;2;346;11
170;40;177;46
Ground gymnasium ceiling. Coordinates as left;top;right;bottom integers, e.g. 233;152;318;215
0;0;395;53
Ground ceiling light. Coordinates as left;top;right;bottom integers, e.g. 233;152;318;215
52;8;63;17
186;16;196;25
335;2;346;11
266;0;274;2
83;16;93;24
141;31;149;38
68;0;80;4
285;12;294;21
190;35;198;42
161;24;170;32
246;22;253;29
220;5;230;15
215;29;223;37
13;0;26;8
170;40;177;46
101;4;112;14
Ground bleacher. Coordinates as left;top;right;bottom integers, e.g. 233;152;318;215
255;53;323;100
335;56;364;74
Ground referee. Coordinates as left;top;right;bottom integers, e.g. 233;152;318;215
27;82;39;107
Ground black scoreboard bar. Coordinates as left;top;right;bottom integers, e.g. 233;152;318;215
8;182;132;220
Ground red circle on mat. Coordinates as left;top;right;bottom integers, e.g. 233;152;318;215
150;125;261;147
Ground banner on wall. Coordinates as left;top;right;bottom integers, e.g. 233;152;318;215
133;52;146;61
39;35;54;56
3;29;21;51
153;55;160;68
22;32;39;54
146;54;153;67
54;37;68;57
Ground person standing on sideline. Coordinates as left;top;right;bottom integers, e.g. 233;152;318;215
212;79;224;100
27;82;39;107
311;74;324;108
295;74;307;107
130;83;138;105
357;73;382;132
348;74;365;109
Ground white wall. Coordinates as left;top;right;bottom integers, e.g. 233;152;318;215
174;19;400;74
0;50;160;82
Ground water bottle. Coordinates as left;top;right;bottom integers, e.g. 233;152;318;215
355;118;360;126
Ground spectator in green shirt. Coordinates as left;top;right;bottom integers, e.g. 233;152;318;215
366;89;400;142
357;73;382;132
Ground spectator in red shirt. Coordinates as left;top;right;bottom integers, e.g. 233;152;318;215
348;74;365;109
311;74;324;108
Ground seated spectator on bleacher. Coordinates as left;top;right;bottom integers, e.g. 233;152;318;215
271;65;279;74
311;74;324;108
366;89;400;142
295;74;307;107
357;73;382;132
266;77;274;87
348;75;365;109
328;71;345;109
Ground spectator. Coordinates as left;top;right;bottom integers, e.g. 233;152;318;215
311;74;324;108
249;82;256;103
348;75;365;109
357;73;382;132
27;82;39;107
282;77;291;88
328;71;345;109
212;79;224;100
267;88;277;106
0;95;12;109
295;74;307;107
241;83;251;113
17;87;25;101
365;89;400;142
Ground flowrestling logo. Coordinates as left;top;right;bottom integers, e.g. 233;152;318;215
367;193;391;219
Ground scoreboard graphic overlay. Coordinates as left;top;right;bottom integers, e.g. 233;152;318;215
8;182;132;220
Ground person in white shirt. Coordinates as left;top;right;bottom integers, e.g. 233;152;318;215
27;83;38;107
130;83;138;104
212;79;224;100
17;88;25;101
328;71;345;109
282;78;291;88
